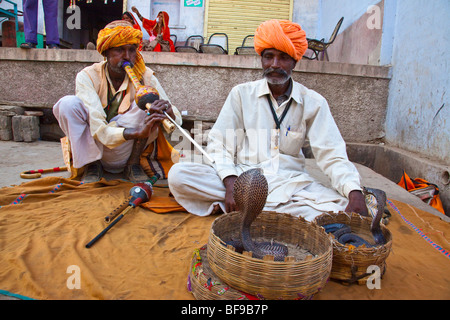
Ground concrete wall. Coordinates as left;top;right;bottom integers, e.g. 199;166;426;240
319;0;380;38
326;1;383;65
0;48;390;145
292;0;320;39
385;0;450;164
308;0;449;166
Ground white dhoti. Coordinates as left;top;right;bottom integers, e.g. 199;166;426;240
53;95;157;173
168;162;348;221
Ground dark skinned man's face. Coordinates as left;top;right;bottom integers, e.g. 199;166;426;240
104;44;138;75
261;48;297;85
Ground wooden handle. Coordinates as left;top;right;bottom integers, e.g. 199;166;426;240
162;118;175;133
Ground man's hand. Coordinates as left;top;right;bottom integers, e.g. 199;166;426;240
223;175;237;213
345;190;369;216
147;99;176;120
123;112;166;140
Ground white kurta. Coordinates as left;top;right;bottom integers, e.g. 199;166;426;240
168;78;363;221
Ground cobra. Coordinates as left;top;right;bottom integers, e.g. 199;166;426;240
363;187;386;245
232;168;288;261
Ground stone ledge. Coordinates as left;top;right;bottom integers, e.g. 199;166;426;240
0;47;391;144
0;47;391;79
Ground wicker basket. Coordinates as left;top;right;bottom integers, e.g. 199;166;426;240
314;212;393;285
187;245;251;300
207;211;333;300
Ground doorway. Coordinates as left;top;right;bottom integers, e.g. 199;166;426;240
62;0;123;49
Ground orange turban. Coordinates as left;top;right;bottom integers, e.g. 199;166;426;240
254;20;308;61
97;20;146;80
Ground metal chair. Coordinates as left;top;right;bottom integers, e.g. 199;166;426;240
175;35;204;53
303;17;344;61
200;33;228;54
234;35;257;55
170;34;177;46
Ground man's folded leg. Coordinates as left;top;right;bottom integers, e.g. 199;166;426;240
168;162;227;216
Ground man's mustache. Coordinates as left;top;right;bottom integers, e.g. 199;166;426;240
263;68;288;77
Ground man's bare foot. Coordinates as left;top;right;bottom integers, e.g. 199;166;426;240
211;204;223;215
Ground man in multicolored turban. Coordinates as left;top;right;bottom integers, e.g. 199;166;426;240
53;20;182;183
168;20;369;221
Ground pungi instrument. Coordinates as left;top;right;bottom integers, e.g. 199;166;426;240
122;61;214;164
85;174;159;248
121;61;175;133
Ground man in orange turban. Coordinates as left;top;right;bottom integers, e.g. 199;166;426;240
169;20;373;222
52;20;182;183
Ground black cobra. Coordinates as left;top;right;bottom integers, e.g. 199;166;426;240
231;168;288;261
363;187;386;245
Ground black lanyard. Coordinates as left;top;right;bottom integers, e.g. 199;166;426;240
266;95;293;130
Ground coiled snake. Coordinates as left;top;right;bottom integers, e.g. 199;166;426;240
323;187;387;247
230;168;288;261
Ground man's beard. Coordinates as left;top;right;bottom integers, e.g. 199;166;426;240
263;68;291;85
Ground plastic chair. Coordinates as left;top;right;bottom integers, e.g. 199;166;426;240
175;35;204;53
303;17;344;61
200;33;228;54
234;35;257;55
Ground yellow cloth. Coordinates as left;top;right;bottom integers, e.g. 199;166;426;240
0;178;449;300
254;19;308;61
96;20;146;81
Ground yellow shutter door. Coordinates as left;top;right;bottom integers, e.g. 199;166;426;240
205;0;292;54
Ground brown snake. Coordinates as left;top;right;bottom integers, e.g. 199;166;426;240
230;168;288;261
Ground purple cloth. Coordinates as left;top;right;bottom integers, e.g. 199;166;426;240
23;0;59;45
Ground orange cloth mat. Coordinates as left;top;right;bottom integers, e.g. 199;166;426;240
0;177;449;300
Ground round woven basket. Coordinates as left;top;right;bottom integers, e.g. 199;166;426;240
207;211;333;300
187;245;250;300
314;212;393;284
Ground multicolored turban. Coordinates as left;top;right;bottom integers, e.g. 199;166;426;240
97;20;146;80
254;19;308;61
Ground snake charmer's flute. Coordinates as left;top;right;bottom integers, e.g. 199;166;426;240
122;61;175;133
86;174;160;248
103;174;160;223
